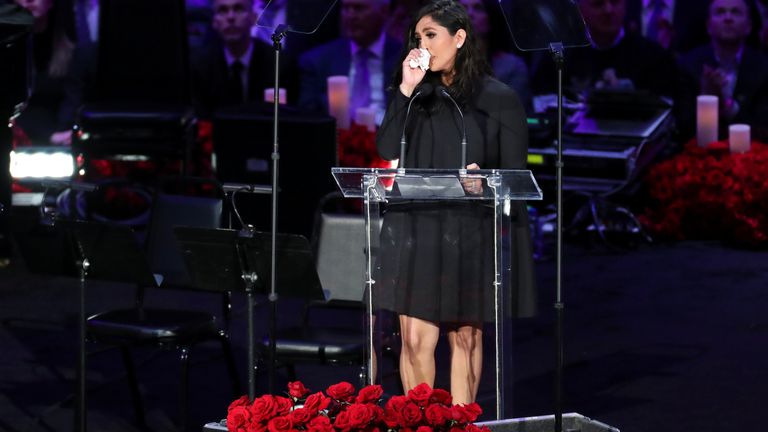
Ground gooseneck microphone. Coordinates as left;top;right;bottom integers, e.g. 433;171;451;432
399;82;434;169
437;86;468;168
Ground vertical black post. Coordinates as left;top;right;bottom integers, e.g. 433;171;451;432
550;42;565;432
76;256;89;432
268;27;288;395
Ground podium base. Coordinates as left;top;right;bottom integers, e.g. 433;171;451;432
204;413;619;432
479;413;619;432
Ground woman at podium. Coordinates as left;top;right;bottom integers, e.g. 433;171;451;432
375;0;535;404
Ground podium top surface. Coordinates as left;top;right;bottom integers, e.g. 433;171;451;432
331;168;542;201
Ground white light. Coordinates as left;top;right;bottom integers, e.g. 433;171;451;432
10;150;75;179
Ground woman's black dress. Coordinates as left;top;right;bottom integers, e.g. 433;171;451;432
374;76;537;323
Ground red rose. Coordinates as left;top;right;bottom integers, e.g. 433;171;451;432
407;383;433;406
307;415;334;432
333;410;352;431
303;392;331;413
356;385;384;404
287;381;310;399
275;397;293;416
229;395;251;412
247;422;267;432
326;381;356;402
429;389;452;406
251;395;279;423
289;407;313;425
384;395;408;426
416;426;434;432
450;403;482;424
267;416;293;432
347;403;376;429
227;405;252;432
401;401;423;427
424;404;450;427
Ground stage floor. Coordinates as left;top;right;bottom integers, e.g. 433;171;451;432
1;240;767;432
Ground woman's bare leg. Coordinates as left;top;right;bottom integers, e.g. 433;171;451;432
399;314;440;392
447;323;483;404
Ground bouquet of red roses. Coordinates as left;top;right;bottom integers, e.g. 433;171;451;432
225;381;490;432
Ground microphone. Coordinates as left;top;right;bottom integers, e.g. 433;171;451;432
222;183;273;195
437;86;468;169
399;82;434;169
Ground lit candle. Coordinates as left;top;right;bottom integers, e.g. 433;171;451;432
327;76;350;129
728;124;751;154
355;107;376;132
697;95;719;148
264;87;287;105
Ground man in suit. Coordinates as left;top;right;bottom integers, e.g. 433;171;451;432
625;0;710;54
191;0;298;117
531;0;678;100
297;0;402;124
678;0;768;140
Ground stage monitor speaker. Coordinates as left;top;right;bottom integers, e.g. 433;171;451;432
479;413;619;432
213;104;336;238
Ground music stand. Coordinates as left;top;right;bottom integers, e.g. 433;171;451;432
56;219;157;432
174;227;324;398
254;0;338;393
498;1;589;430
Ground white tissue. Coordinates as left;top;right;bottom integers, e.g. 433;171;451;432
408;48;430;71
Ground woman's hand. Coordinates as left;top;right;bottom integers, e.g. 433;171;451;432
461;163;483;196
399;48;427;97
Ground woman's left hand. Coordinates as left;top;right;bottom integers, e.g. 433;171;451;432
461;163;483;196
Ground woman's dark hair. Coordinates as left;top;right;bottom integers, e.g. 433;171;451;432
391;0;492;103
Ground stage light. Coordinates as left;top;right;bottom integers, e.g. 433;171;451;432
9;147;75;180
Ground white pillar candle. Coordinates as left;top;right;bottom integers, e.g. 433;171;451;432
697;95;719;148
264;87;287;105
728;124;751;154
355;107;376;132
327;76;350;129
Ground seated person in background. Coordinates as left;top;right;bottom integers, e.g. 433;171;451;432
298;0;401;124
13;0;78;146
757;0;768;52
530;0;678;102
459;0;531;112
191;0;298;118
678;0;768;141
624;0;710;55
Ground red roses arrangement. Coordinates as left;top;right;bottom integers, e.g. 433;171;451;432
225;381;490;432
338;124;391;169
640;139;768;246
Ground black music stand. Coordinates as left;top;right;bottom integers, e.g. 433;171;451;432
56;219;157;432
174;227;324;398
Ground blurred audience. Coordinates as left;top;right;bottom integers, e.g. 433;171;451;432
531;0;678;101
459;0;531;111
678;0;768;139
384;0;424;43
13;0;78;145
758;0;768;51
72;0;97;48
625;0;709;54
297;0;401;123
191;0;298;117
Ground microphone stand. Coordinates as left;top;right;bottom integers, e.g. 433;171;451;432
550;41;566;432
268;24;289;395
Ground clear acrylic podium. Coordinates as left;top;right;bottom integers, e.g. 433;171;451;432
332;167;542;419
